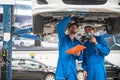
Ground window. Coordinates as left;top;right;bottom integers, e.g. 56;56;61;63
24;60;41;69
62;0;107;5
37;0;48;4
12;59;20;67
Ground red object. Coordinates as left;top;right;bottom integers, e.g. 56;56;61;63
66;45;86;54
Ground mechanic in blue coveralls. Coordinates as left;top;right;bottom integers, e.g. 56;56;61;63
55;14;83;80
82;25;110;80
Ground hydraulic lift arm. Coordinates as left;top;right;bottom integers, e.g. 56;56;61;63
0;0;15;80
12;27;42;40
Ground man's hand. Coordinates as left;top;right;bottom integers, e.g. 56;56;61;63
83;70;87;79
75;51;80;56
90;36;97;45
70;14;75;17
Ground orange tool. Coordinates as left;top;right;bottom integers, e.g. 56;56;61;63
66;45;86;54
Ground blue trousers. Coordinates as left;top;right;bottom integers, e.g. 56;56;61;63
55;59;77;80
87;63;106;80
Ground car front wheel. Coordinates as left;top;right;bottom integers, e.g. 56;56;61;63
44;73;55;80
118;73;120;80
105;17;120;35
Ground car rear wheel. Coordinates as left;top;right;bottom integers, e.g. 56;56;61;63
44;73;55;80
105;17;120;35
20;42;24;47
77;70;84;80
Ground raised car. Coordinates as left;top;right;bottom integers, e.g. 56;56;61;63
32;0;120;35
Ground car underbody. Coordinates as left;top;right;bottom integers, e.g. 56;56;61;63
33;11;120;36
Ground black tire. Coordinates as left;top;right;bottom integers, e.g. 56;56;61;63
33;15;44;34
44;73;55;80
114;34;120;45
118;73;120;80
105;17;120;35
20;42;24;47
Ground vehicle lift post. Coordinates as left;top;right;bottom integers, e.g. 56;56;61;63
0;0;15;80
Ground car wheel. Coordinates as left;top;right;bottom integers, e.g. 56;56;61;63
77;70;84;80
44;73;55;80
105;17;120;35
20;42;24;47
33;15;44;34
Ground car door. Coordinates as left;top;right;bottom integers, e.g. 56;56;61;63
12;59;44;80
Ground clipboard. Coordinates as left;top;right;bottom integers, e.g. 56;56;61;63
66;45;86;54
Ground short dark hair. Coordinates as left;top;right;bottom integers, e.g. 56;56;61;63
68;23;79;28
84;26;95;30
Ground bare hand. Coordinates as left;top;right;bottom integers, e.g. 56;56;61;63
75;51;80;56
83;70;87;79
90;36;97;44
70;14;75;17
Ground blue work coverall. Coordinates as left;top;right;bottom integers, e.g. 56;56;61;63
55;16;83;80
82;36;110;80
